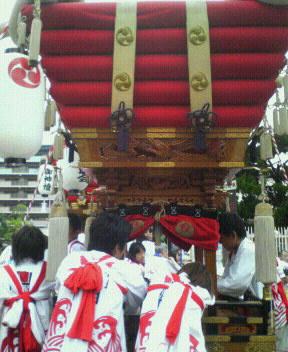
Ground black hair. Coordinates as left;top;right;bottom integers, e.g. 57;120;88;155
178;262;212;295
88;212;132;254
12;225;47;265
218;212;246;239
68;213;82;232
128;242;146;261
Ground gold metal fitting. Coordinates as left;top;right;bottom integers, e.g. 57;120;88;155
114;73;131;91
189;25;207;45
116;27;134;46
191;72;209;91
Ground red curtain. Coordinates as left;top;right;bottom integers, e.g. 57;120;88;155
124;214;219;250
125;215;155;240
160;215;219;251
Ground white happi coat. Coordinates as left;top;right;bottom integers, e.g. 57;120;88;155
43;250;147;352
217;237;262;299
0;259;54;352
136;272;214;352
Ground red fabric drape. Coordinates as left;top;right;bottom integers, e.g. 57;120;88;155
22;1;288;30
22;1;288;130
125;215;155;240
124;214;219;251
51;80;275;106
43;54;285;82
59;105;264;128
160;215;220;251
40;28;288;55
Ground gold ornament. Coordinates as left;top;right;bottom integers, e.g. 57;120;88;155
206;343;225;352
189;25;207;45
116;27;134;46
245;343;275;352
191;72;209;91
114;73;132;91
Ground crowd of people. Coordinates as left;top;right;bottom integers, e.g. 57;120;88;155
0;212;287;352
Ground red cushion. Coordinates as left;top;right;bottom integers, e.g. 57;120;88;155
51;80;275;107
41;28;288;55
43;54;285;82
22;1;288;30
59;105;264;128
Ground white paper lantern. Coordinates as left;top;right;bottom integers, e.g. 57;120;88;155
57;147;88;193
62;164;88;192
0;50;45;165
38;164;56;196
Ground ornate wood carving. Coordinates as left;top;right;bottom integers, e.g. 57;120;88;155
72;127;249;168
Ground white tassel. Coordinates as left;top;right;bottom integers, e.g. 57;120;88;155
273;108;280;135
84;215;96;248
29;17;42;67
53;132;65;160
254;202;277;284
283;74;288;102
17;20;26;49
260;133;273;160
44;100;57;131
279;107;288;135
49;101;57;127
46;194;69;281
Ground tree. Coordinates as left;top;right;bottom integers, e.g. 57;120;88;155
0;204;29;250
237;131;288;227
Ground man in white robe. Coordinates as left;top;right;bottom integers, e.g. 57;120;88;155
217;213;262;300
43;212;147;352
135;262;214;352
0;226;54;352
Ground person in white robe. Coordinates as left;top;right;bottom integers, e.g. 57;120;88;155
217;213;262;300
135;262;214;352
273;257;288;352
43;212;147;352
0;244;12;265
0;226;55;352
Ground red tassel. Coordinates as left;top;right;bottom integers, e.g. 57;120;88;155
64;263;103;341
166;285;190;344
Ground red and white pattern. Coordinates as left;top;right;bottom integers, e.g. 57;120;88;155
8;58;41;89
0;261;54;352
43;250;146;352
136;272;214;352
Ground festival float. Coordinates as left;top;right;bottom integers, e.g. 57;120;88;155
1;0;288;350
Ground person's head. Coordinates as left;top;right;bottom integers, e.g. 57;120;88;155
178;262;212;295
155;243;168;258
169;244;181;263
12;225;47;265
68;213;82;241
218;213;246;252
88;212;131;259
128;242;146;265
144;226;153;241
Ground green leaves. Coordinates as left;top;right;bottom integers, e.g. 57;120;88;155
0;204;29;250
